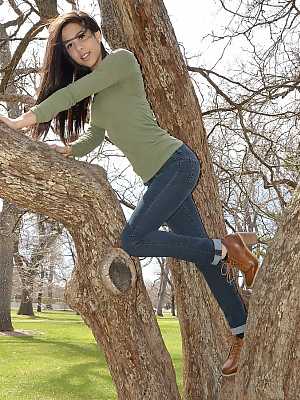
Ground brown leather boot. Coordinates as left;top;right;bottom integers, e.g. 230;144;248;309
221;233;259;289
221;335;244;376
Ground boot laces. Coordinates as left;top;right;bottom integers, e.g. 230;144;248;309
230;337;243;358
219;259;236;285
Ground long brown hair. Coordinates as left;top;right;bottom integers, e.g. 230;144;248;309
31;11;108;145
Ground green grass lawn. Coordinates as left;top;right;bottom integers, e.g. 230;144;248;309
0;310;182;400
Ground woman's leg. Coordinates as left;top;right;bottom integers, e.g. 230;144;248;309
120;144;218;268
165;194;248;336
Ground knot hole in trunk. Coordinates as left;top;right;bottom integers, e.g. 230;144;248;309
101;248;137;295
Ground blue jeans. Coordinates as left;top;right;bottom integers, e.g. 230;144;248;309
121;143;247;335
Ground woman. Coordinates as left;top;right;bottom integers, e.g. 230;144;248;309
0;11;259;376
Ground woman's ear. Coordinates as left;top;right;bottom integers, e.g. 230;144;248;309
95;30;102;43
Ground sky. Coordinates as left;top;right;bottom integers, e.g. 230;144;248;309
0;0;237;283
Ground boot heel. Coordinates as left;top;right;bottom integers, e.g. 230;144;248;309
242;266;259;289
236;232;257;246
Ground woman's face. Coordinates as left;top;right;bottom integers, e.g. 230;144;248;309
61;22;102;70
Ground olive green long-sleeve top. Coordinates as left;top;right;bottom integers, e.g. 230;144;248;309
30;48;183;183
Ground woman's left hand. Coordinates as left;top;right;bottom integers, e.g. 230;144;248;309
48;144;73;158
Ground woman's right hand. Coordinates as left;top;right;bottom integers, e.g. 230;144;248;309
0;115;20;130
0;110;37;130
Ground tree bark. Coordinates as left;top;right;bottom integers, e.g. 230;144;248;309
0;125;181;399
234;184;300;400
0;200;22;331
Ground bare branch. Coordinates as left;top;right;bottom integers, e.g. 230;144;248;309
0;21;45;93
0;94;35;106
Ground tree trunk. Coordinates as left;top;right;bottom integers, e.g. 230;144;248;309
0;125;181;399
37;266;44;312
156;264;169;317
234;184;300;400
0;200;17;331
17;287;34;316
37;292;42;312
171;292;176;317
16;271;35;317
15;254;36;317
46;264;54;310
0;199;23;331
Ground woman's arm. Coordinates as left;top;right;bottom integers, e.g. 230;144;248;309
0;110;37;130
30;49;137;124
0;50;135;129
69;125;106;157
49;125;106;158
0;109;105;158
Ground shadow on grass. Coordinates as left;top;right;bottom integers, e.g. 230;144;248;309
15;351;181;400
13;315;83;323
3;312;182;399
14;360;116;400
1;336;116;399
46;361;116;399
0;335;102;359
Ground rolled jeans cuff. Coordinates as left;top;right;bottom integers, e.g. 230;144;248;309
211;238;223;266
231;324;246;335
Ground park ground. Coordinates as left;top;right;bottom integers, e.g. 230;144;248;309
0;310;182;400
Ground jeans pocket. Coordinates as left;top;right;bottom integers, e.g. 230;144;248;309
177;157;201;186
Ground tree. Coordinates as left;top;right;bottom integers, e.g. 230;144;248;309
0;123;182;398
189;0;299;240
156;261;170;317
15;214;63;316
0;17;25;332
0;0;256;397
1;0;299;398
99;1;235;398
0;200;22;331
235;182;300;400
